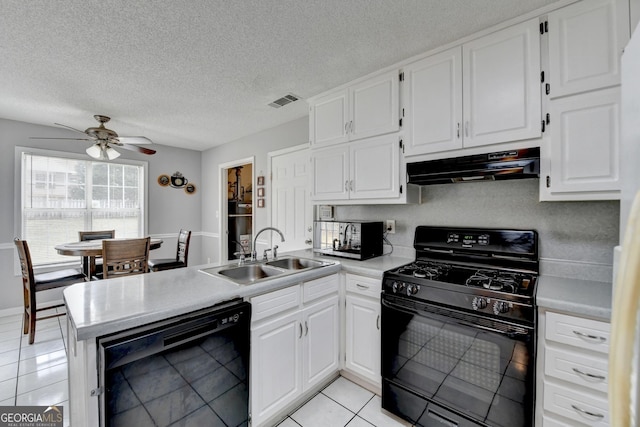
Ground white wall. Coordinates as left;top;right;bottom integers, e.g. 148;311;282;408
0;118;202;313
200;117;308;265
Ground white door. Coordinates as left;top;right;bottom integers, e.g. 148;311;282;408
270;146;312;252
311;145;350;201
302;296;340;391
350;134;400;200
250;311;302;426
548;0;628;98
350;70;400;141
548;87;621;195
310;89;349;147
345;294;381;385
403;46;463;155
463;18;541;147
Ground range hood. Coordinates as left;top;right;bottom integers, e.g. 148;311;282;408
407;147;540;185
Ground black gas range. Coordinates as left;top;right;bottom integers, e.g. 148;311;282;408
381;226;539;427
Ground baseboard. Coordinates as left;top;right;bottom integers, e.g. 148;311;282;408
0;306;23;318
339;370;381;396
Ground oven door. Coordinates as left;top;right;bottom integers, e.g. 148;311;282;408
381;295;535;427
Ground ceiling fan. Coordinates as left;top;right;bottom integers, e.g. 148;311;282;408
31;115;156;160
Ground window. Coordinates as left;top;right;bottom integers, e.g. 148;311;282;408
20;150;147;266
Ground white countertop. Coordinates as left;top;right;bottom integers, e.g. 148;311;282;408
536;275;612;320
63;250;412;341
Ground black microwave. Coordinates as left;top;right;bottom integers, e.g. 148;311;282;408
313;220;384;260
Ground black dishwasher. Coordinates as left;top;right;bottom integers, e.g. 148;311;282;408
97;299;251;427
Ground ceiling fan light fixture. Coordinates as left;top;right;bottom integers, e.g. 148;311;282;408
105;146;121;160
86;144;103;159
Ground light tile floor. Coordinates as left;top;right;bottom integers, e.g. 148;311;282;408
0;308;70;426
0;310;409;427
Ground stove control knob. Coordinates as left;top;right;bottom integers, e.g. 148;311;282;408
472;297;488;311
493;301;510;315
406;284;420;296
392;281;405;294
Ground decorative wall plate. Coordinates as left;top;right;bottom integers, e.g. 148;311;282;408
157;174;170;186
185;183;197;194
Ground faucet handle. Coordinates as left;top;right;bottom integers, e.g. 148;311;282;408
262;248;272;261
273;245;279;258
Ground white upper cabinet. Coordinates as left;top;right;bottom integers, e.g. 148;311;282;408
548;0;629;99
463;18;542;148
403;18;541;156
403;47;463;155
349;71;400;141
546;87;621;197
309;90;349;147
309;70;399;147
311;133;404;202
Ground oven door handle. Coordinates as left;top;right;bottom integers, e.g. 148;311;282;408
381;297;532;338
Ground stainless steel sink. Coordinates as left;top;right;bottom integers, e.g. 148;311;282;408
217;264;284;283
265;257;326;270
199;256;334;285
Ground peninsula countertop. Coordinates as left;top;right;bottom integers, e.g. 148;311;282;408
63;250;412;341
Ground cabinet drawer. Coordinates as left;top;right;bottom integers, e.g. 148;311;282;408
545;346;608;393
543;381;609;425
345;274;381;298
545;312;610;354
303;274;339;304
251;285;301;322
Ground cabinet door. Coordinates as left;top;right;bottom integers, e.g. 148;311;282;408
302;296;340;391
548;87;620;196
403;47;463;155
548;0;629;98
311;145;350;201
251;311;302;426
310;89;349;147
463;18;541;147
345;294;381;385
350;70;399;141
349;134;400;200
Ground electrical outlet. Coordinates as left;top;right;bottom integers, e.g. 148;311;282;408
386;220;396;234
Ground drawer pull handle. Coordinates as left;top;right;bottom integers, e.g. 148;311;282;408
573;330;606;343
305;321;309;336
376;314;380;330
299;322;303;339
356;283;370;290
571;404;605;419
572;368;606;381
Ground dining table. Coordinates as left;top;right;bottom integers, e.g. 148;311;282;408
55;238;163;280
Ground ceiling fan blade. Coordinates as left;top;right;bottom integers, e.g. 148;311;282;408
118;143;156;155
54;123;89;135
117;136;153;145
29;137;92;141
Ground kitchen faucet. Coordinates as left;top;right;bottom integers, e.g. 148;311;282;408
252;227;285;261
231;240;247;265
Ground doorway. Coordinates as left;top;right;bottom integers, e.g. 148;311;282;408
219;157;254;262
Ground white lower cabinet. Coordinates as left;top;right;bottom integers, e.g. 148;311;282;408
250;275;340;427
537;309;611;426
344;273;382;387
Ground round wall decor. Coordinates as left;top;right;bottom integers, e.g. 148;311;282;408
185;183;197;194
157;174;170;186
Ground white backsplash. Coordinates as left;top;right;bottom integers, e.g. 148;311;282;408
337;179;619;282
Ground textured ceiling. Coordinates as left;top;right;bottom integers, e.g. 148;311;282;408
0;0;560;151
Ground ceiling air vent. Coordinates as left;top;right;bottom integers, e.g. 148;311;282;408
268;93;300;108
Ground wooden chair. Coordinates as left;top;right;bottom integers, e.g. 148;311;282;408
14;238;86;345
148;229;191;272
78;230;115;277
99;237;150;279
